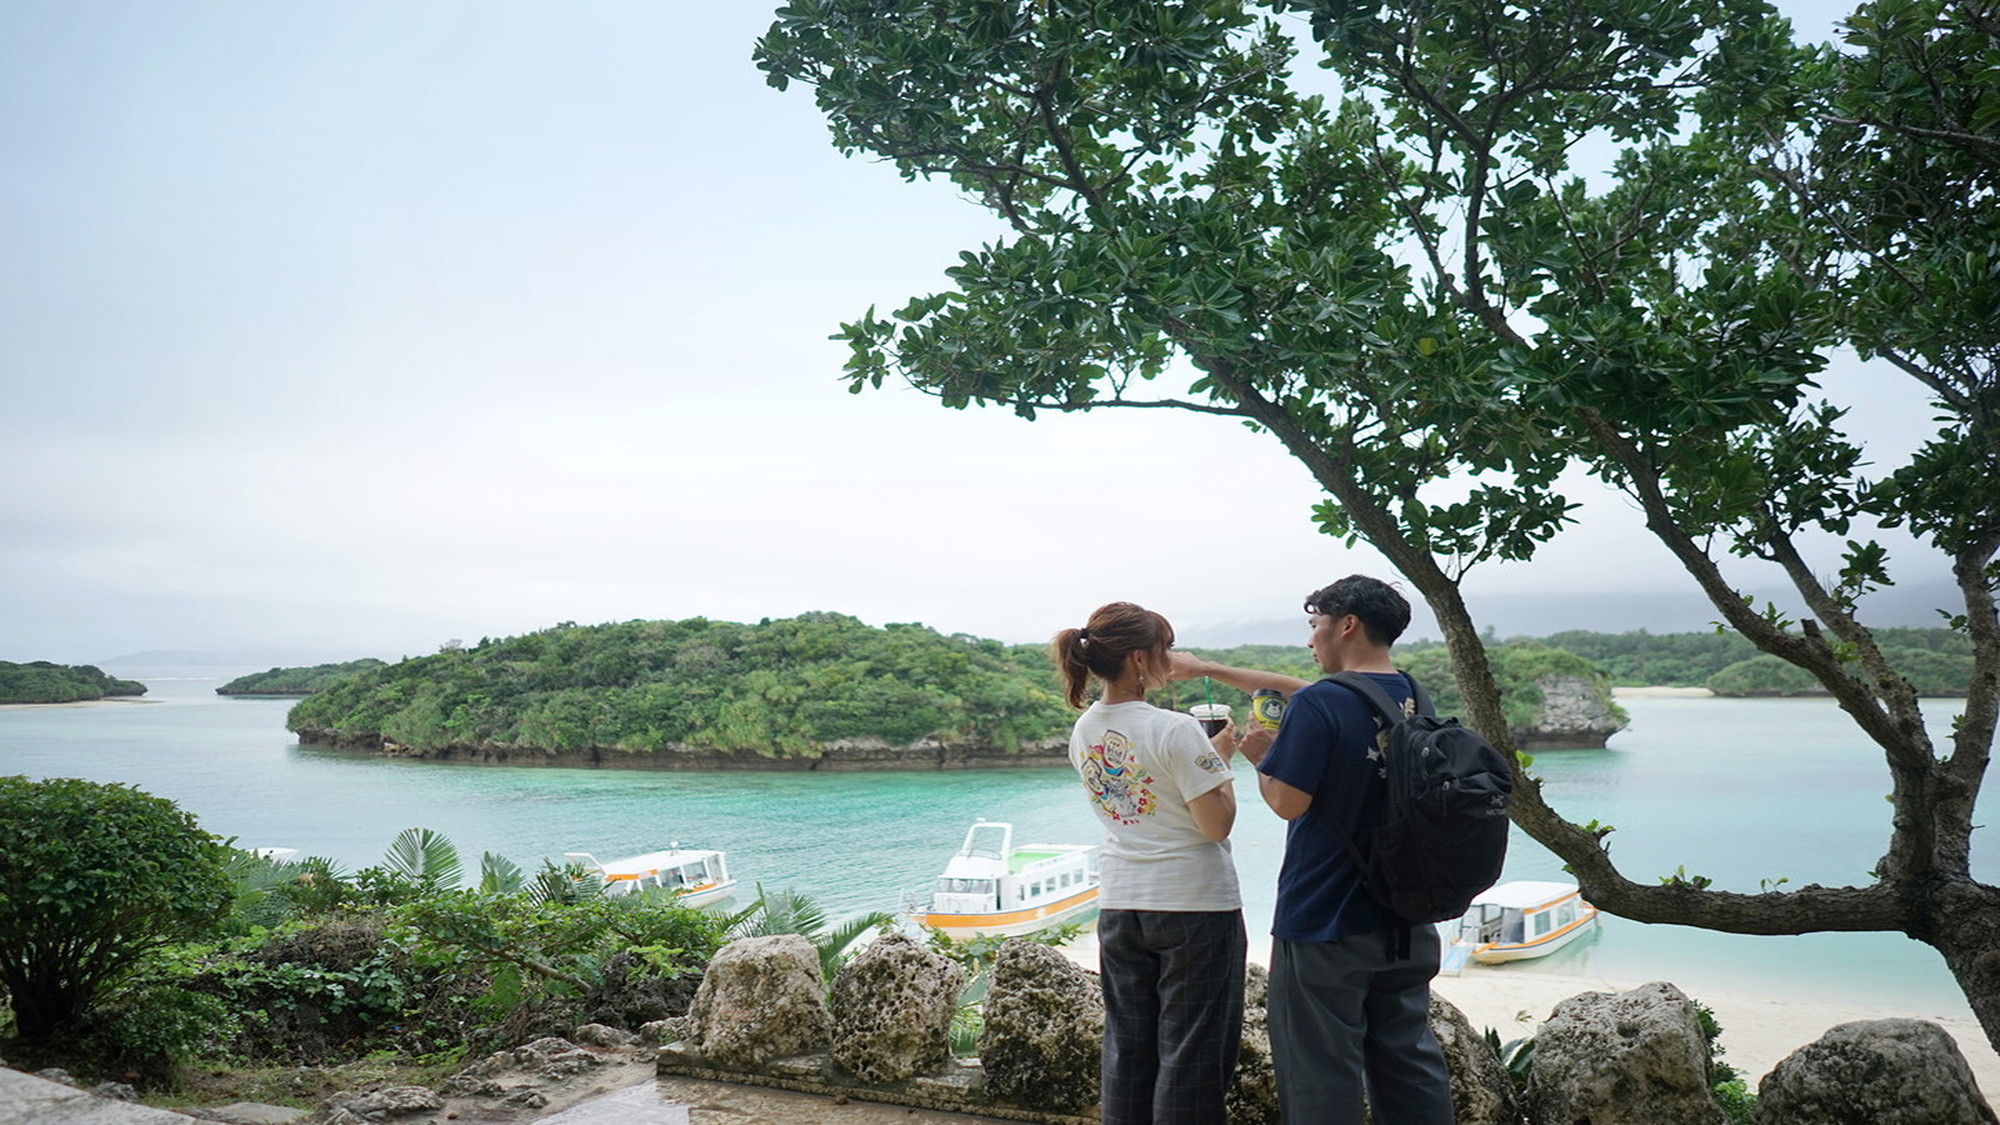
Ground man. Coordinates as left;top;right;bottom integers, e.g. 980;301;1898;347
1171;575;1455;1124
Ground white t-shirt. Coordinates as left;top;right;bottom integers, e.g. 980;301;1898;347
1068;700;1241;912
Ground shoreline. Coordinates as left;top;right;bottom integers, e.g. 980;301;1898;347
0;697;154;711
1058;934;1996;1097
1430;967;1997;1095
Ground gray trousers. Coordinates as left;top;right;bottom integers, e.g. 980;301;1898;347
1268;927;1455;1124
1097;909;1247;1125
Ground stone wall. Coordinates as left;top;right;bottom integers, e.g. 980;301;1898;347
652;937;1995;1124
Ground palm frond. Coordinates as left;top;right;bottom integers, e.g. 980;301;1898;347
382;826;463;891
478;851;525;894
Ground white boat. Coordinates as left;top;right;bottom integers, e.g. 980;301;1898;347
564;845;736;907
1441;880;1599;973
910;820;1099;939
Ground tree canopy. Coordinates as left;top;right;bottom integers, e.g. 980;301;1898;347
0;776;235;1040
216;659;387;697
287;614;1077;758
758;0;2000;1047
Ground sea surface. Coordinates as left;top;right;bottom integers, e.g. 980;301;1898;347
2;668;1991;1020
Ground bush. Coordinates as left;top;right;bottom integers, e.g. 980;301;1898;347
0;776;235;1040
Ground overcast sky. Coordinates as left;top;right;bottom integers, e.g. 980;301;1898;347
0;1;1939;667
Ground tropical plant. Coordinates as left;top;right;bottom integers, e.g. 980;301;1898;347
723;884;895;981
0;776;235;1040
380;827;463;894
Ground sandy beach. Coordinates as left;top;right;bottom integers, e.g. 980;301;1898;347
0;697;153;711
1061;935;1995;1097
1431;967;1997;1095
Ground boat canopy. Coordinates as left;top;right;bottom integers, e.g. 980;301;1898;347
1467;880;1578;910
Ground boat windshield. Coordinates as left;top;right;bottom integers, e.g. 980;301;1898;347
937;878;995;895
964;823;1009;860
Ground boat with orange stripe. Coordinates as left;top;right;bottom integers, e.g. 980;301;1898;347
1441;880;1599;973
911;820;1100;939
564;844;737;908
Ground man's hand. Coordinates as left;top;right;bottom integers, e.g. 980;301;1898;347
1237;726;1276;767
1168;650;1210;682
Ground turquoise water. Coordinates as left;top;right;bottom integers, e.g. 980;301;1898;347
0;671;1987;1018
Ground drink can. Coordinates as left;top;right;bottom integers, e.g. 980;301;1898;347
1250;689;1286;731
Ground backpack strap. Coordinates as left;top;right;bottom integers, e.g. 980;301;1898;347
1328;670;1432;721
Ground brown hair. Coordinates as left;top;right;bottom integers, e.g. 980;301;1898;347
1050;602;1175;710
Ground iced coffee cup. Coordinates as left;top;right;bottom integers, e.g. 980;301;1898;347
1190;703;1231;738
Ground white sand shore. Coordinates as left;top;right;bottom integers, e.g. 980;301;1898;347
0;697;153;711
1432;968;1997;1095
1061;935;1994;1097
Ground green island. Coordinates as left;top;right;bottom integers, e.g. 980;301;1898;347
215;658;388;696
0;661;146;705
273;614;1729;767
1531;627;1976;698
286;613;1078;768
278;618;1978;769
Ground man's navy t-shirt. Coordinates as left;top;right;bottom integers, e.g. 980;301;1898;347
1256;671;1412;942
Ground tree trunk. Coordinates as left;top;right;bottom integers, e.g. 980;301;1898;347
1928;880;2000;1055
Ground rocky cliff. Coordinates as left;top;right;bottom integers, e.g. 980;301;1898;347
1516;675;1628;750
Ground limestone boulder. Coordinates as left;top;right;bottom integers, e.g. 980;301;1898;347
1525;981;1726;1125
684;934;833;1069
572;1022;640;1048
1227;961;1279;1125
828;931;966;1084
1756;1018;1997;1125
977;939;1104;1112
1432;992;1523;1125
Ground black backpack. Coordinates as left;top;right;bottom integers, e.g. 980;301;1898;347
1325;671;1513;926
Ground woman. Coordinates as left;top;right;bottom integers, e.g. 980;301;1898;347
1052;601;1246;1125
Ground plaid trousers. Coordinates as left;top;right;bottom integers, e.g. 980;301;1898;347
1097;908;1247;1125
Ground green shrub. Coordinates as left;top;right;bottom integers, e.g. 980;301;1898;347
0;776;234;1040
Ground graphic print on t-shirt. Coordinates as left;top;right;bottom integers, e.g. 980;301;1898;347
1081;728;1157;824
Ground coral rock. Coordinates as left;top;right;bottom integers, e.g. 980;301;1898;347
685;934;833;1069
976;940;1103;1112
1525;981;1727;1125
1429;993;1522;1125
1757;1018;1998;1124
829;931;966;1084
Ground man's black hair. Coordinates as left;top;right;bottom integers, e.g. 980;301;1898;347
1303;575;1411;646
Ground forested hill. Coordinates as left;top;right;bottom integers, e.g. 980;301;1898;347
285;614;1079;767
217;659;387;696
0;661;147;704
1531;627;1975;696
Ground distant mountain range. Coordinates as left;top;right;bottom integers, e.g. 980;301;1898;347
95;647;388;669
1183;579;1963;648
89;579;1964;667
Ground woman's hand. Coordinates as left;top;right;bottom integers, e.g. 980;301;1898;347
1209;717;1238;761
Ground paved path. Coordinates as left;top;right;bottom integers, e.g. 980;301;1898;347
541;1075;1020;1124
0;1067;1024;1125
